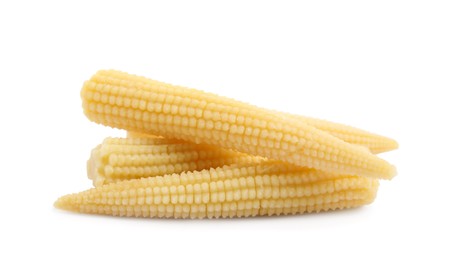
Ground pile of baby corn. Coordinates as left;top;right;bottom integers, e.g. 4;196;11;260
55;70;398;219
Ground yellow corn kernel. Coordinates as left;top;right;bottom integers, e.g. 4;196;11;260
88;137;264;186
55;161;379;219
81;70;396;179
126;131;160;139
101;136;186;145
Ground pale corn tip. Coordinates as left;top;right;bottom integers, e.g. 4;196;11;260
54;194;79;212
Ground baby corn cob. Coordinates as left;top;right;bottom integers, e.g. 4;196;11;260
55;161;379;219
88;137;264;186
81;70;396;179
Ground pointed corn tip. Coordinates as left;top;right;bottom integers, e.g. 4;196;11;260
374;163;397;180
388;164;398;179
372;138;399;154
387;140;399;152
53;197;66;210
341;140;397;180
54;195;79;212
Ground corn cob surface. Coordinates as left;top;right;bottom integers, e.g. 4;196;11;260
88;137;264;186
81;70;396;179
56;161;379;219
128;124;397;155
126;131;160;139
281;113;398;154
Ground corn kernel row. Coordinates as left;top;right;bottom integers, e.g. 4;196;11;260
88;137;263;186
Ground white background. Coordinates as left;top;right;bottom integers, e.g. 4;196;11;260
1;0;461;259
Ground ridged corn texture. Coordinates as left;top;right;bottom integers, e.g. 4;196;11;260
126;131;160;139
282;113;398;154
127;116;399;154
55;162;379;219
88;137;264;186
81;70;396;179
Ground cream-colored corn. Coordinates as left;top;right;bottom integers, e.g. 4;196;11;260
129;122;397;155
81;70;396;179
127;131;373;153
282;113;398;154
126;131;160;139
55;161;378;218
88;137;264;186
